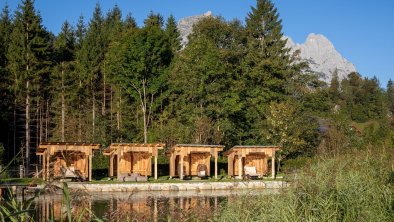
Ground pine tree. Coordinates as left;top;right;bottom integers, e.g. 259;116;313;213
124;13;137;30
329;70;340;102
7;0;52;169
52;21;76;142
0;4;13;160
165;14;181;52
166;17;246;146
75;15;86;49
77;3;106;142
243;0;294;143
387;79;394;113
105;16;172;143
144;11;164;28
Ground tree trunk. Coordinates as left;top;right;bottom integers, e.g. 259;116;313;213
25;79;30;171
61;62;65;142
36;98;39;149
39;102;43;144
45;100;48;141
102;73;106;116
142;80;147;144
13;99;16;161
117;89;120;141
78;81;82;142
110;86;113;143
92;79;95;142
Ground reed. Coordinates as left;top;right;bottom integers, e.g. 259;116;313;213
214;148;393;222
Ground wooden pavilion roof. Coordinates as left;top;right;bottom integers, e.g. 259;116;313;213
103;143;165;155
36;142;101;155
223;145;280;157
166;144;224;155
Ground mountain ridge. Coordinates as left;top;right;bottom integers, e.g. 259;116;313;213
177;12;357;83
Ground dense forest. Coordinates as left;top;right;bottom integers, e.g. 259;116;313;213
0;0;393;172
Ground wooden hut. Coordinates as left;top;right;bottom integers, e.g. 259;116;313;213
103;143;165;180
224;146;280;179
167;144;224;179
36;142;100;181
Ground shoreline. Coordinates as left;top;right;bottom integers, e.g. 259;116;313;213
58;180;288;192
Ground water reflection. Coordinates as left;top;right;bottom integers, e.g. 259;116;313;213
35;189;275;221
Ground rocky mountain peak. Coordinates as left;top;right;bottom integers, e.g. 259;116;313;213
177;12;356;83
177;11;212;46
287;34;356;82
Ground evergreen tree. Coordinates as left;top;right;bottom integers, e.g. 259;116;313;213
105;17;172;143
75;15;86;49
243;0;294;143
0;4;13;160
77;3;107;142
329;70;340;102
144;11;164;28
7;0;52;168
387;79;394;113
165;14;181;52
52;21;76;141
124;13;137;30
167;17;246;146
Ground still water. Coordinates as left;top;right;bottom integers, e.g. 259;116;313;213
33;189;276;221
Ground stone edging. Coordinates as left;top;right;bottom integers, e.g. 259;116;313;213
63;181;287;192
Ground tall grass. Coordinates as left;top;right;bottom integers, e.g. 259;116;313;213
214;148;393;222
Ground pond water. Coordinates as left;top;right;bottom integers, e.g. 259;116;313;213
32;189;277;221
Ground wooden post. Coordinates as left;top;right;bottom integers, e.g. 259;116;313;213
169;154;174;179
238;155;242;179
154;155;158;180
46;154;50;181
180;154;184;180
214;153;218;179
117;153;120;180
271;149;276;179
228;153;234;177
89;155;92;181
109;155;113;177
42;154;46;180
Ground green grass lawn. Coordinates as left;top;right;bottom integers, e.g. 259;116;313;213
0;178;43;185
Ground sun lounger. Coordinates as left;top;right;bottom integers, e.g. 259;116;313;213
244;166;260;179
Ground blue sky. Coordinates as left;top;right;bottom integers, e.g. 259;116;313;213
1;0;393;86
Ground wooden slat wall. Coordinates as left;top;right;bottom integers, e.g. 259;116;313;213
52;154;88;178
131;153;151;176
245;154;266;175
117;152;152;176
175;153;211;176
119;153;132;174
232;154;267;176
190;153;210;176
75;156;87;176
53;158;66;177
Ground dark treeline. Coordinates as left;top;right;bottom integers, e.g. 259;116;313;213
0;0;393;168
